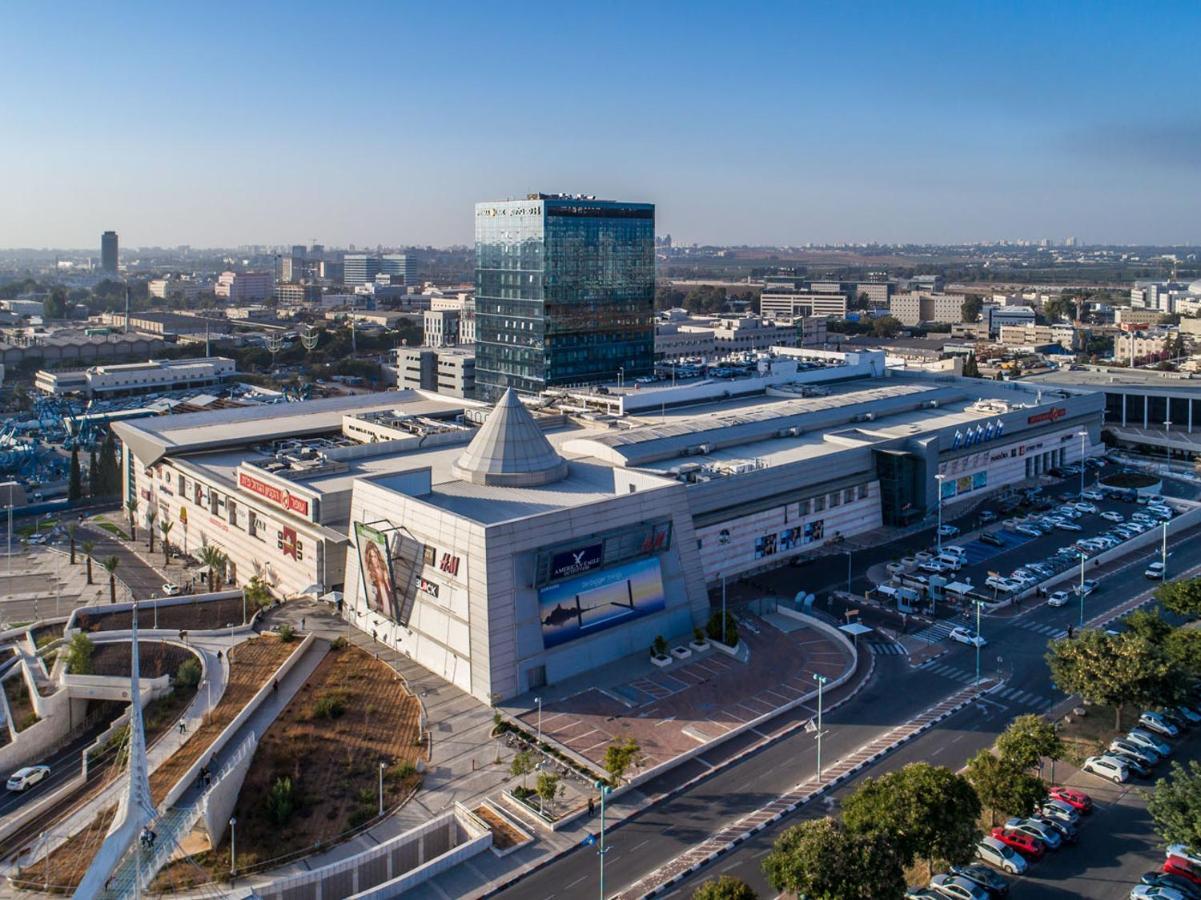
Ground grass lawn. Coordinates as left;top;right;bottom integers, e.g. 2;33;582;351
94;520;129;541
1057;703;1126;766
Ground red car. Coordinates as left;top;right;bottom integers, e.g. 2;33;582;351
1164;858;1201;887
991;826;1046;861
1048;786;1093;813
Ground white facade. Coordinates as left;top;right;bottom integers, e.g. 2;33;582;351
35;357;235;397
760;291;848;320
215;271;274;302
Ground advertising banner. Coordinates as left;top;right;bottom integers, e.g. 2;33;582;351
549;543;604;580
539;556;666;648
355;522;400;622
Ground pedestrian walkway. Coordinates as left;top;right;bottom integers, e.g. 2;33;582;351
908;619;960;644
992;685;1056;709
1015;619;1069;639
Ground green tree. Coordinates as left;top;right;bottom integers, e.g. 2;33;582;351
265;776;296;826
706;610;739;647
82;539;96;584
175;657;202;689
996;714;1064;773
872;315;903;338
965;750;1046;825
159;520;174;563
145;509;157;552
1147;759;1201;852
1046;630;1179;730
66;522;77;565
244;575;273;610
762;818;905;900
64;632;95;675
509;749;535;788
1157;579;1201;619
88;448;98;497
198;545;228;592
961;296;983;323
1166;628;1201;678
44;287;69;320
603;736;642;784
841;763;981;872
125;498;138;542
692;876;758;900
97;432;119;497
102;555;119;604
535;770;562;815
68;448;82;502
1125;609;1173;645
961;353;981;378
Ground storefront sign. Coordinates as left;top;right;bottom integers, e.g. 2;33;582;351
238;472;310;515
280;526;299;560
439;553;460;576
1028;407;1066;425
550;543;604;580
418;577;440;598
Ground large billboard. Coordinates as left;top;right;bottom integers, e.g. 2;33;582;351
538;556;666;649
355;522;400;622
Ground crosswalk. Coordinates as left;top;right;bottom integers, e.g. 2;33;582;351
920;661;982;685
918;660;1056;709
866;639;907;656
908;620;960;644
1016;620;1069;639
992;684;1056;709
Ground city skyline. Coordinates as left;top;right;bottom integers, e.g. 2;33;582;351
2;1;1199;249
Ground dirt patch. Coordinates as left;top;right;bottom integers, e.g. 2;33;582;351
75;596;248;635
154;642;425;889
4;673;38;732
1058;703;1124;765
25;636;293;892
32;622;64;648
91;641;197;679
475;805;526;851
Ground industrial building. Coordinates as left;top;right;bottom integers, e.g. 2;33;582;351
114;349;1102;702
35;357;236;397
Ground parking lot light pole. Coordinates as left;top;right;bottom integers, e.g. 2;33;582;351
935;474;946;554
813;673;828;781
1162;520;1169;579
974;600;983;685
1077;431;1088;496
1078;551;1087;627
535;696;542;746
595;780;611;900
378;761;386;815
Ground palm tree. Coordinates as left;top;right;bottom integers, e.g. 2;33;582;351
146;509;157;553
82;539;96;585
102;556;119;604
125;498;138;542
198;545;228;593
159;521;174;564
66;522;77;565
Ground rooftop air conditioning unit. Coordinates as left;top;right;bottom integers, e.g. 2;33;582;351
929;400;940;408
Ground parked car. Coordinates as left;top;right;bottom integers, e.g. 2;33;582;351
989;826;1045;861
1147;562;1167;580
1014;524;1042;538
920;561;952;575
929;874;990;900
1140;711;1181;738
979;511;998;523
1033;814;1078;844
1047;590;1071;608
949;864;1009;897
1163;858;1201;888
1127;729;1172;758
1167;846;1201;869
1048;785;1093;812
161;582;182;596
1101;510;1125;523
1082;754;1129;783
1003;817;1062;850
939;524;961;538
1140;871;1201;900
1055;519;1083;532
1131;883;1192;899
979;532;1005;547
976;835;1029;874
1110;738;1160;766
6;765;50;792
950;627;988;648
1082;489;1105;501
1039;798;1081;826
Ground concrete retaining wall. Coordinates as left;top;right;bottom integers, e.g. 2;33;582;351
0;682;90;773
200;732;257;846
64;590;245;635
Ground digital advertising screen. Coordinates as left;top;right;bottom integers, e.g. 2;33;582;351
538;556;666;648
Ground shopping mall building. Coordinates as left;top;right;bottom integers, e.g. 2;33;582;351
114;349;1103;701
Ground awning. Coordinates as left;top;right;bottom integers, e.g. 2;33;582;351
839;622;873;637
944;581;974;595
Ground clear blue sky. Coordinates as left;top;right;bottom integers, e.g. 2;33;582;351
2;0;1198;249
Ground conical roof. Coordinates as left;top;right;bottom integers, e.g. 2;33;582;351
452;388;569;486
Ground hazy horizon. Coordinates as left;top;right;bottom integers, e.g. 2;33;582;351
3;0;1199;249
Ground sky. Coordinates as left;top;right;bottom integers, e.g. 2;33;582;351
2;0;1199;249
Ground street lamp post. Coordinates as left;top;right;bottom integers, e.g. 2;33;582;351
934;474;946;554
229;817;237;877
813;673;828;781
974;599;983;685
535;696;542;746
721;574;728;645
378;761;386;815
1162;520;1169;579
845;549;852;597
597;781;612;899
1077;431;1088;496
1078;551;1087;627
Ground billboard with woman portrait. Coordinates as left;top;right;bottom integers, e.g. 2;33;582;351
355;522;400;622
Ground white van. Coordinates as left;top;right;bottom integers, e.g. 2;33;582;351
936;553;963;571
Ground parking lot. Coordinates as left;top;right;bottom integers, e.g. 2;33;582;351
878;465;1183;622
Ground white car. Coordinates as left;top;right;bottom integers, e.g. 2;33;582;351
1131;885;1190;899
1146;562;1166;580
1082;754;1129;783
886;562;907;575
1057;506;1083;519
1100;510;1124;523
161;583;182;596
920;561;951;575
1055;519;1083;532
985;576;1019;593
1074;502;1098;514
1082;490;1105;501
1047;590;1071;608
1014;524;1042;538
975;835;1028;875
6;765;50;792
938;524;961;538
950;627;987;648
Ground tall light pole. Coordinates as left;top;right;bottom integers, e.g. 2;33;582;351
813;673;828;781
378;761;386;816
973;599;983;685
1162;519;1169;578
934;474;947;554
1077;431;1088;496
535;696;542;746
595;780;611;900
229;816;237;878
845;548;852;597
1078;550;1087;627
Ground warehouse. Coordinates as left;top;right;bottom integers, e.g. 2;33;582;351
114;350;1103;701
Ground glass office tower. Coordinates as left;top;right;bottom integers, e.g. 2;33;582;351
474;194;655;401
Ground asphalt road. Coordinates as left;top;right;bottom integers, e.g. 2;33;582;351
0;716;114;819
496;511;1201;900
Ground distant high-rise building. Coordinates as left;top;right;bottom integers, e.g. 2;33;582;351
343;253;381;286
474;193;655;400
380;254;413;286
100;231;118;274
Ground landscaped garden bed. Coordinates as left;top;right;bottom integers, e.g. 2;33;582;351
474;802;533;855
3;673;38;731
75;595;249;634
153;639;425;889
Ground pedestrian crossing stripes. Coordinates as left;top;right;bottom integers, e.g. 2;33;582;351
993;686;1056;709
1016;620;1069;639
922;662;983;685
908;620;959;644
867;640;907;656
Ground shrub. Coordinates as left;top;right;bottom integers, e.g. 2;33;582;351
652;635;669;658
706;611;739;647
388;761;417;782
331;636;349;651
693;627;705;644
313;692;346;720
278;624;296;643
64;633;95;675
265;776;296;825
348;805;374;828
175;657;202;689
